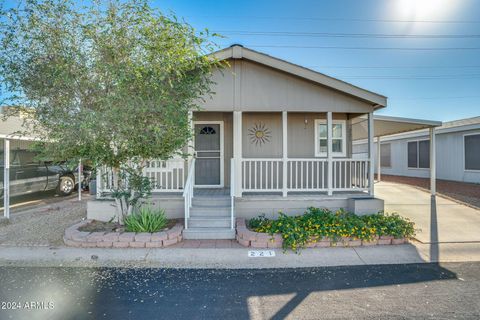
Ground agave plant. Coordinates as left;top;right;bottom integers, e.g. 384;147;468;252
123;206;168;233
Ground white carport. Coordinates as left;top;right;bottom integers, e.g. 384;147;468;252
1;116;39;219
353;115;442;196
1;115;84;220
0;116;53;219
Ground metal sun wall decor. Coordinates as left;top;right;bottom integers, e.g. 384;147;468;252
248;122;272;146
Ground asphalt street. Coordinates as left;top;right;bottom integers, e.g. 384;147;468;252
0;262;479;320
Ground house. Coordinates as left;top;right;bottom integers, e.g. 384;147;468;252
359;116;480;184
89;45;440;239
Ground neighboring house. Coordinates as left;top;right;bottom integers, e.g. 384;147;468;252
90;45;440;239
359;116;480;184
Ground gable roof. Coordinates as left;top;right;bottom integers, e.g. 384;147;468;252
213;45;387;109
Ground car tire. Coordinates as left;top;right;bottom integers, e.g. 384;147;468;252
57;176;75;196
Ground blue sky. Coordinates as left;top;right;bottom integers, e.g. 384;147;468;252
153;0;480;121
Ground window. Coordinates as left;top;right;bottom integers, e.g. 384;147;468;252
314;119;346;157
465;134;480;171
199;126;216;135
407;140;430;169
380;143;391;168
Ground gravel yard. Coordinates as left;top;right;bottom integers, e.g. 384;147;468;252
0;197;88;247
378;174;480;209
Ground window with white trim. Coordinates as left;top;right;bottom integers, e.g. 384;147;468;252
407;140;430;169
465;134;480;171
314;119;346;157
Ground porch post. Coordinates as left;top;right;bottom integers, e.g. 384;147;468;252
233;111;243;197
78;158;82;201
327;112;333;196
377;136;381;182
282;111;288;197
368;112;375;196
430;127;436;196
187;111;194;163
3;138;10;219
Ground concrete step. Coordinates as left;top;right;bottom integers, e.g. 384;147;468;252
183;227;236;240
188;217;232;228
192;197;231;207
190;206;231;217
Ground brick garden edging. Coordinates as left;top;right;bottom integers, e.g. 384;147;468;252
235;218;407;248
64;220;183;248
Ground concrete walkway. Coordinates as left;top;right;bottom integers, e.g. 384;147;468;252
375;181;480;244
1;242;480;269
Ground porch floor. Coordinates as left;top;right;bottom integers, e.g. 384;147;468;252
194;188;231;197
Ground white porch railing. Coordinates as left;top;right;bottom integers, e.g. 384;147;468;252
333;159;370;191
144;159;185;192
241;159;283;192
182;159;195;230
230;158;235;229
96;158;186;197
288;159;328;191
240;158;370;194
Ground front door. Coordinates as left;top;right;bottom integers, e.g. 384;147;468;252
194;122;223;187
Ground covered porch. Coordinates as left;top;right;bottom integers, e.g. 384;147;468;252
95;113;440;202
192;110;376;198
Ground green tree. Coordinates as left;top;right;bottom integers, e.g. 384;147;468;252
0;0;221;219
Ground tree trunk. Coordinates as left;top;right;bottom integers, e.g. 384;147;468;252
111;166;125;223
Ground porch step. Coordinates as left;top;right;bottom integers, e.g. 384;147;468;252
188;217;232;228
183;227;236;240
192;197;231;207
186;191;234;239
190;206;230;217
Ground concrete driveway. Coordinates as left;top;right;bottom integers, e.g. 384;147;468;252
376;181;480;244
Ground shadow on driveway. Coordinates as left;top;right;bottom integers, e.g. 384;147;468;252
0;263;462;320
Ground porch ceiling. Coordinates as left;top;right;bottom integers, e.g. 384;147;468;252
352;115;442;140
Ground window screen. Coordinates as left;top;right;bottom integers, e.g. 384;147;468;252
465;134;480;170
418;140;430;169
380;143;391;168
408;140;430;169
408;142;418;168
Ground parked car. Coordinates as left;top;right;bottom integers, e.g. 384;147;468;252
0;148;91;198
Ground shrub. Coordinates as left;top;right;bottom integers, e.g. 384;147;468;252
247;208;415;252
123;206;168;233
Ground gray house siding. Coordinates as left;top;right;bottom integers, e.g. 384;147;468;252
360;128;480;184
287;113;352;158
242;112;282;158
204;59;375;113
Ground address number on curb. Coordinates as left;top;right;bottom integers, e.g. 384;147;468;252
248;250;276;258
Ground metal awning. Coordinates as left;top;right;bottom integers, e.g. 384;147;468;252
352;115;442;140
352;114;442;197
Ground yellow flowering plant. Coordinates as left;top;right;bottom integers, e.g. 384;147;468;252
248;208;415;252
